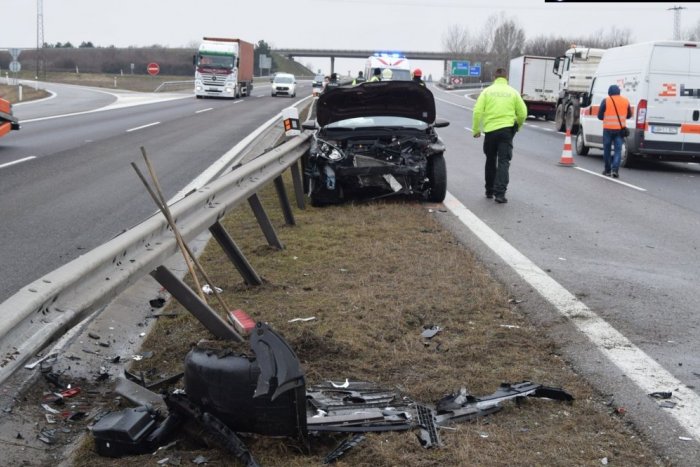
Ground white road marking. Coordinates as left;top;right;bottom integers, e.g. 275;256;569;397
436;96;472;111
443;191;700;440
126;121;160;133
195;108;213;114
0;156;36;169
575;167;647;191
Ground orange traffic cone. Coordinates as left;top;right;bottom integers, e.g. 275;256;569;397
558;129;575;166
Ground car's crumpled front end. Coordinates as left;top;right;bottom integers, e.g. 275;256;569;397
303;81;449;206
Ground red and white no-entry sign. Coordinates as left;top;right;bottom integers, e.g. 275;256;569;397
147;62;160;76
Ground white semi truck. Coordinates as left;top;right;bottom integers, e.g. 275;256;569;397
194;37;254;99
552;45;605;133
508;55;559;120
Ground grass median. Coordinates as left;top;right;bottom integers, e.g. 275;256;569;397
69;174;664;466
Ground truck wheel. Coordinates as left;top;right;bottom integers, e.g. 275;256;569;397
565;105;578;135
575;131;589;156
554;104;565;132
426;153;447;203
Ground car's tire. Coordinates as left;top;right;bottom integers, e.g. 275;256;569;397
196;95;203;99
554;104;565;132
426;153;447;202
271;92;275;97
575;131;589;156
291;93;296;98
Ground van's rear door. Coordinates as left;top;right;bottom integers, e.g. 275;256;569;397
682;45;700;153
647;44;700;154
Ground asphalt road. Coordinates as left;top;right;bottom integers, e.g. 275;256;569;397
431;86;700;464
0;80;311;303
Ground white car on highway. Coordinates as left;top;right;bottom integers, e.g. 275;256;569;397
271;73;297;98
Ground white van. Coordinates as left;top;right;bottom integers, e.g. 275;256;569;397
364;53;411;81
576;41;700;166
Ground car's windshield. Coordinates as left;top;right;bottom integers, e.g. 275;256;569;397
274;76;294;84
326;116;428;130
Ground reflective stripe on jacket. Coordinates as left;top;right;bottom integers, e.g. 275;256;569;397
472;77;527;135
601;95;631;130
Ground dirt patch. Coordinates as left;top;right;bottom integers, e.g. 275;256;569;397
8;176;666;466
0;84;50;103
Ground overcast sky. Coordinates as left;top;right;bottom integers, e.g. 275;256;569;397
3;1;700;79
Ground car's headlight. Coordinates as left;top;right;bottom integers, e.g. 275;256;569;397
316;141;345;161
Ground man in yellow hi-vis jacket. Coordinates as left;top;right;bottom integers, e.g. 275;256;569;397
472;68;527;204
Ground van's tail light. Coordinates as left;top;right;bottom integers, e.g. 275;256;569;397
636;99;647;130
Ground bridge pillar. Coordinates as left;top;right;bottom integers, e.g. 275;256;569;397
330;56;335;74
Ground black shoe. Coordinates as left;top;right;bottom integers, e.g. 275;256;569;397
485;191;494;199
602;171;612;176
612;171;619;178
494;195;508;204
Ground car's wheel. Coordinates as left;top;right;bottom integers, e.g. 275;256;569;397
554;104;565;132
271;92;275;97
426;153;447;202
575;131;589;156
291;92;296;98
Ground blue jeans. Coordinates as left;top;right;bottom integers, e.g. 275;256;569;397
602;129;624;173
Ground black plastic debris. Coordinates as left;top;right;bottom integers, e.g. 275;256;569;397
649;391;672;399
184;322;308;449
323;434;366;464
149;298;166;308
91;406;165;457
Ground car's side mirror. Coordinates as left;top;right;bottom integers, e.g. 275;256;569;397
434;119;450;128
302;120;318;130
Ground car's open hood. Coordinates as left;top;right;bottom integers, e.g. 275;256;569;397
316;81;436;126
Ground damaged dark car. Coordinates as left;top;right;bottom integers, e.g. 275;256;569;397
302;81;449;206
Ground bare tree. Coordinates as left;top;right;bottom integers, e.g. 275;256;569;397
442;24;471;57
524;36;574;57
684;18;700;41
490;15;526;68
472;14;499;54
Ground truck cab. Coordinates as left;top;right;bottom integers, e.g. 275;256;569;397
364;53;411;81
552;46;605;133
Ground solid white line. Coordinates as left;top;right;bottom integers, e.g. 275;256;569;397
195;108;213;114
575;167;647;191
126;121;160;133
0;156;36;169
435;96;472;111
443;191;700;440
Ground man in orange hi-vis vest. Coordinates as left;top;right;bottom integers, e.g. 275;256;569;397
597;84;632;178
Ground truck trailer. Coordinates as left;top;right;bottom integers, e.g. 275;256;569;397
508;55;559;120
552;46;605;133
194;37;254;99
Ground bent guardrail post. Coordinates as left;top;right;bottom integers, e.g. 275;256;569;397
247;193;284;250
274;176;296;226
208;221;263;286
150;266;242;341
0;133;310;386
289;160;306;210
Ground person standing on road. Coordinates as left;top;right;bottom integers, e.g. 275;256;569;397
352;71;365;85
472;68;527;204
369;67;382;82
412;68;425;86
597;84;632;178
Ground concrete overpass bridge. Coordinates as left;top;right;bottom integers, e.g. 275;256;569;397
274;48;488;74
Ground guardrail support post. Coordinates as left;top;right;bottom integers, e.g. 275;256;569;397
247;193;284;250
150;265;243;342
209;221;263;286
274;176;295;226
289;160;306;210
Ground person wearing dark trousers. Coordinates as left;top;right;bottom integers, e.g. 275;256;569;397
597;84;632;178
472;68;527;204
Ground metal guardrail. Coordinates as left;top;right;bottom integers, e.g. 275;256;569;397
153;80;194;92
0;126;311;386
